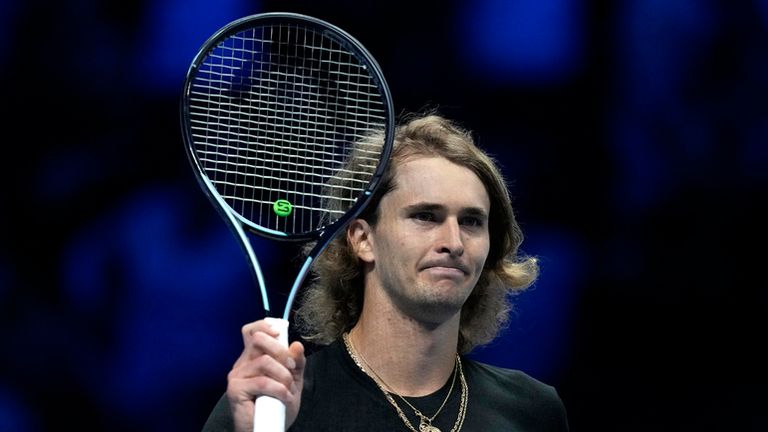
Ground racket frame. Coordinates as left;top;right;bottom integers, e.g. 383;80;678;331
180;11;394;318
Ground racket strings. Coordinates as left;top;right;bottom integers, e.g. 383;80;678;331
188;21;388;236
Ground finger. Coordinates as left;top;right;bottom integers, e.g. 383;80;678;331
243;331;296;365
241;320;279;345
227;374;295;404
240;321;283;361
288;341;306;373
229;353;296;389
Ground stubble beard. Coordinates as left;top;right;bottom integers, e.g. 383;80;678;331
384;276;473;326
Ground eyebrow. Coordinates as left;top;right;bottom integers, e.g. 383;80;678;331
403;202;489;219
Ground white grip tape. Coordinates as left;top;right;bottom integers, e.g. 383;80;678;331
253;317;289;432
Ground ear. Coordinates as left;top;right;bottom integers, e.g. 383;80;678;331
347;218;375;263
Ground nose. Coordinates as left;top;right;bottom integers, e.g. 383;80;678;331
437;218;464;257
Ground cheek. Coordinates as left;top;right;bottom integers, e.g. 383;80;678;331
474;238;491;268
382;224;410;249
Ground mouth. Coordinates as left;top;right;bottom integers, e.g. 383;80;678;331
421;261;470;276
424;267;466;280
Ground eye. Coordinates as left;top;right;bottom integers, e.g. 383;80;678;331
459;216;483;227
412;211;436;222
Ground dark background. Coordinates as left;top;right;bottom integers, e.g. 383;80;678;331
2;0;766;431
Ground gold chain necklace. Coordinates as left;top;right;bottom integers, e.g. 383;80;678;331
350;335;457;429
343;332;468;432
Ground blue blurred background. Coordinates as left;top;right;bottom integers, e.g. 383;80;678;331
2;0;766;430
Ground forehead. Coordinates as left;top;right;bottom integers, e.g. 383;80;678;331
387;156;490;210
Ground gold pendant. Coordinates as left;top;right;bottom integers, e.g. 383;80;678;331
419;422;441;432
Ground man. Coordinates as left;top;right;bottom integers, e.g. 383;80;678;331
203;113;569;431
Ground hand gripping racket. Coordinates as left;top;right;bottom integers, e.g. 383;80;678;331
180;12;394;431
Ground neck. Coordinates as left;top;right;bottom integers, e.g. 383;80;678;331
348;289;461;396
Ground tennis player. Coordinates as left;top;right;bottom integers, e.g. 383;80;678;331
202;112;569;432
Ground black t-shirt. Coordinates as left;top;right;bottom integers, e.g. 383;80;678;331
202;340;569;431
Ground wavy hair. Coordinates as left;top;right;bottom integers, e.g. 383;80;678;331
294;112;538;353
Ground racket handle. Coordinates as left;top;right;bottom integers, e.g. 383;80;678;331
253;317;289;432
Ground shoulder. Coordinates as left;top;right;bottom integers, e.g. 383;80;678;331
465;359;559;399
463;359;569;430
300;340;343;385
293;339;361;411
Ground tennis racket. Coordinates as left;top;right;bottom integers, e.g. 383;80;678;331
180;12;394;432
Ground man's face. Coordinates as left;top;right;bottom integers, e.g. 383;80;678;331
363;155;491;323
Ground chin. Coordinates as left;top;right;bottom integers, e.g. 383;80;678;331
410;297;465;324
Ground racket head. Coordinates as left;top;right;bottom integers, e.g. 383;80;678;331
181;12;394;241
